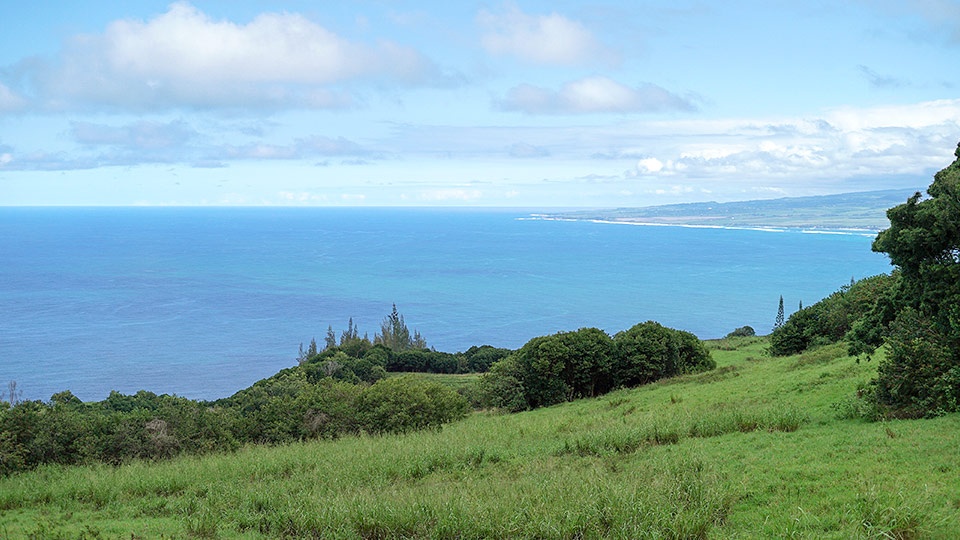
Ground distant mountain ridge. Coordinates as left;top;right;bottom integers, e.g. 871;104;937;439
548;189;921;231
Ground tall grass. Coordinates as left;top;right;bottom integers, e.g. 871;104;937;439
2;337;959;538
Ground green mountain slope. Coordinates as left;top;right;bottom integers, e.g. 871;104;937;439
549;189;921;230
2;337;958;538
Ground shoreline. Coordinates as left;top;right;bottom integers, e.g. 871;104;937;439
523;215;881;237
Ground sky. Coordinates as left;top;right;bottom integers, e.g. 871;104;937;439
0;0;959;207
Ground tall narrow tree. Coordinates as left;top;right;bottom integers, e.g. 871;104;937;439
775;295;785;330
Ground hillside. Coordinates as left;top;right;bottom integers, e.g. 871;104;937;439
1;337;958;538
546;189;920;230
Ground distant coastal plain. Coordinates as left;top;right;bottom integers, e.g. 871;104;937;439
543;189;918;231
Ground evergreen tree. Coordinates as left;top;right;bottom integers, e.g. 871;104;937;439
863;142;960;416
340;318;359;345
375;304;425;352
324;325;337;350
775;295;785;330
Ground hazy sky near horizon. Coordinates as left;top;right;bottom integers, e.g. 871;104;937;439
1;1;959;206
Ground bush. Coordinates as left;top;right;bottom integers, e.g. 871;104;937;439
613;321;714;387
475;361;528;412
461;345;513;373
356;376;469;434
480;322;714;412
725;326;756;338
769;274;897;356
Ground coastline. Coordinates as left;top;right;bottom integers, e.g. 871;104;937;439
523;215;881;237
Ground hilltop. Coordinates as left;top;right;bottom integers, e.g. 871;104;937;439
546;189;920;230
2;336;957;538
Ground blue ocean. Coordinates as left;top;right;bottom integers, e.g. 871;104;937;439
1;207;892;402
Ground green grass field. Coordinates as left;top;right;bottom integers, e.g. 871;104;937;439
2;337;958;538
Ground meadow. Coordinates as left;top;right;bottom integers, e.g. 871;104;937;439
1;337;958;538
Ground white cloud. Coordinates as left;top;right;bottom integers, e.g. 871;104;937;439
499;77;696;114
26;2;441;110
616;99;960;189
478;3;613;65
636;157;664;173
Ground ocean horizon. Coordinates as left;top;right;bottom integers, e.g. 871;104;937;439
1;207;893;402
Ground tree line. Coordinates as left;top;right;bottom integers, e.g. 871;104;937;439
0;303;716;475
769;142;960;419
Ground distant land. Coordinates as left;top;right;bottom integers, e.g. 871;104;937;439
543;188;921;231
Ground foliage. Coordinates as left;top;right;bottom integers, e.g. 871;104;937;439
0;355;466;475
725;325;756;338
374;303;427;352
768;273;897;356
4;338;959;538
855;143;960;416
461;344;513;372
496;327;616;409
484;323;714;411
355;376;469;434
613;321;715;387
775;295;785;330
0;391;239;476
475;362;528;412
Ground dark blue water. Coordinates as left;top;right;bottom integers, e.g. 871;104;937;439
0;207;892;401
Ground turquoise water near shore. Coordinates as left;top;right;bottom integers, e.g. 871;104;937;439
0;207;891;401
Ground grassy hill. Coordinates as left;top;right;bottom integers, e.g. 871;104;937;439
2;337;958;538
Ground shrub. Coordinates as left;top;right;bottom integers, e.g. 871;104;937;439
725;326;756;338
769;274;897;356
613;321;714;387
475;361;528;413
356;376;469;434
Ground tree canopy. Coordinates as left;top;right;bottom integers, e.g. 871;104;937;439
864;143;960;416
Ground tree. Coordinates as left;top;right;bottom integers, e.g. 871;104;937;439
725;326;756;338
775;295;785;330
863;142;960;416
613;321;713;387
770;274;897;357
355;376;468;434
3;381;22;406
340;318;359;345
324;325;337;350
375;304;425;352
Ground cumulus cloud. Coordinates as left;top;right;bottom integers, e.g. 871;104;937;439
623;99;960;183
478;3;614;65
498;76;696;114
18;2;443;111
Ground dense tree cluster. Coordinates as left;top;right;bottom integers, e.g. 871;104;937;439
477;322;715;412
772;143;960;418
851;143;960;417
768;274;897;357
301;307;512;376
0;306;714;475
0;374;468;476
